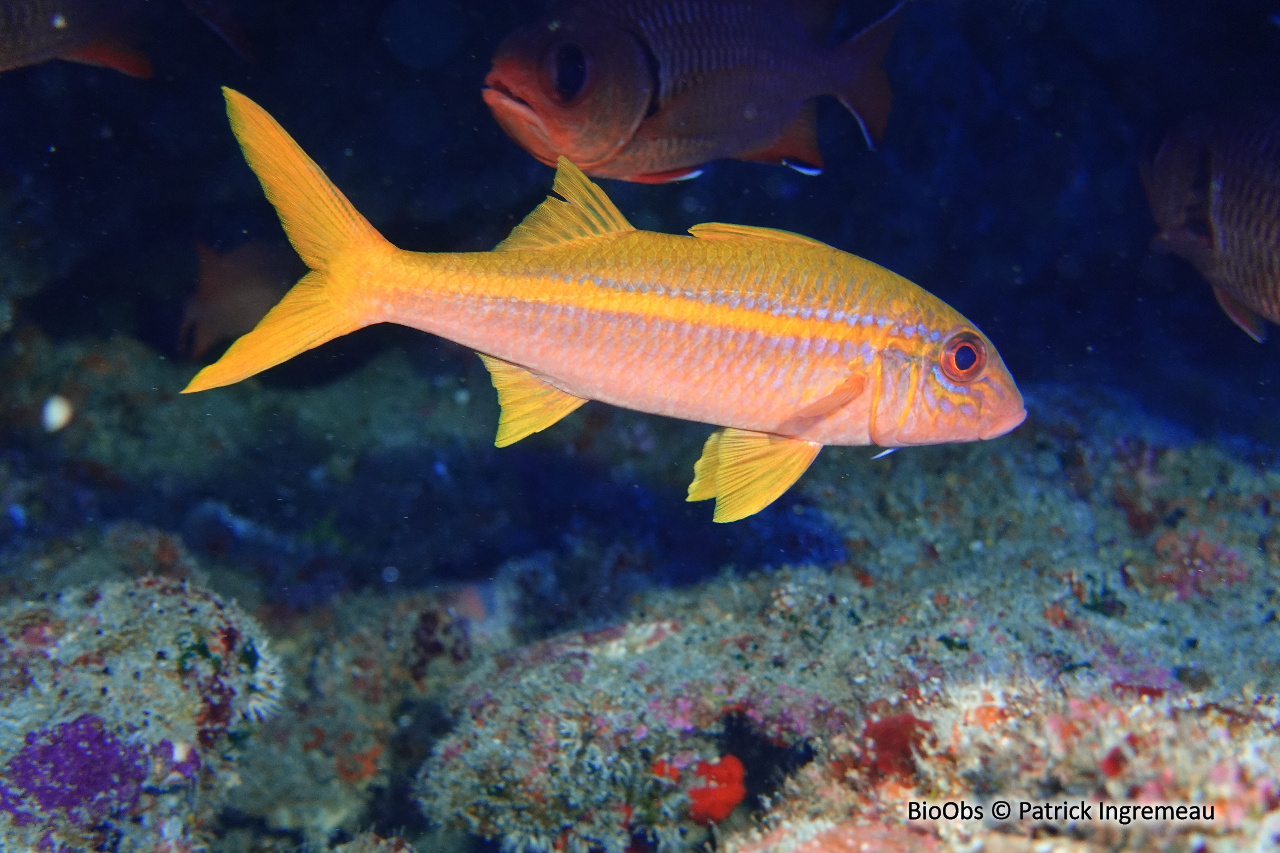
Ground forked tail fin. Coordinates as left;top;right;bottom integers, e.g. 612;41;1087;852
183;88;390;393
835;0;908;149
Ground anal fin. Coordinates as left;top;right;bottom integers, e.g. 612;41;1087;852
687;427;822;522
736;102;823;174
1213;286;1268;342
64;39;153;78
629;166;705;184
478;353;588;446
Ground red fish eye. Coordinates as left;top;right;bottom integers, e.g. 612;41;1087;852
541;40;591;104
940;331;987;383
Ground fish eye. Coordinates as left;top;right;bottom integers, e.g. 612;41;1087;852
543;41;589;104
939;331;987;383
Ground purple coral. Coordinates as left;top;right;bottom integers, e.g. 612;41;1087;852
0;714;147;829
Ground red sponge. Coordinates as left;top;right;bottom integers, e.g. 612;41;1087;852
687;754;746;825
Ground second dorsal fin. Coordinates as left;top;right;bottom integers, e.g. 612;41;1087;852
689;222;832;249
496;157;635;251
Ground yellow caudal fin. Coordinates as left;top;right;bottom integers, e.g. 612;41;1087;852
183;88;390;393
687;428;823;522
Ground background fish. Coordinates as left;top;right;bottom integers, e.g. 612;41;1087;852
483;0;906;182
180;240;298;359
184;89;1024;522
0;0;249;77
1142;107;1280;342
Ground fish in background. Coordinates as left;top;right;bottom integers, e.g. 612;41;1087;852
483;0;908;183
182;89;1025;522
180;240;299;360
0;0;250;77
1142;108;1280;342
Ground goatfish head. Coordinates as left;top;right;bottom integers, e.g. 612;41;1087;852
867;312;1025;448
482;10;653;171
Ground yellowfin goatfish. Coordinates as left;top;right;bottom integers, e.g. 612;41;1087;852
184;89;1026;522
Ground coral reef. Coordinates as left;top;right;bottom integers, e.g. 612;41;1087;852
0;577;281;851
419;560;1280;852
220;586;498;847
0;0;1277;851
415;384;1280;852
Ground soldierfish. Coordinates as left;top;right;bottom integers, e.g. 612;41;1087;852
180;241;299;359
483;0;906;182
1142;108;1280;342
184;89;1026;522
0;0;249;77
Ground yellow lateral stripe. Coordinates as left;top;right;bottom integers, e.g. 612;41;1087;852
385;259;930;349
456;284;926;354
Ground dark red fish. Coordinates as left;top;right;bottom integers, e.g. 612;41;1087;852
180;241;298;359
1142;108;1280;342
483;0;906;183
0;0;249;78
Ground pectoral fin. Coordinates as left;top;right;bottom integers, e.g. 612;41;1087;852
775;369;867;434
791;372;867;420
478;353;587;447
687;427;822;522
64;40;153;78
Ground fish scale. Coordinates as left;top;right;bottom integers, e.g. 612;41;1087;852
1217;146;1280;321
184;89;1024;522
1145;107;1280;341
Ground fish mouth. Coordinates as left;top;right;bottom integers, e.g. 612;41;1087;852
484;73;528;109
978;402;1027;440
483;75;544;131
482;75;560;165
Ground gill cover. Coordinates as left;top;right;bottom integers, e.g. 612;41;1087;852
870;326;1024;446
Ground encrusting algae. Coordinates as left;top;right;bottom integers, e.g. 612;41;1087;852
182;88;1025;521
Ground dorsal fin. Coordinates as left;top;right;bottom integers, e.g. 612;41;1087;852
689;222;832;249
496;157;635;251
788;0;842;39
